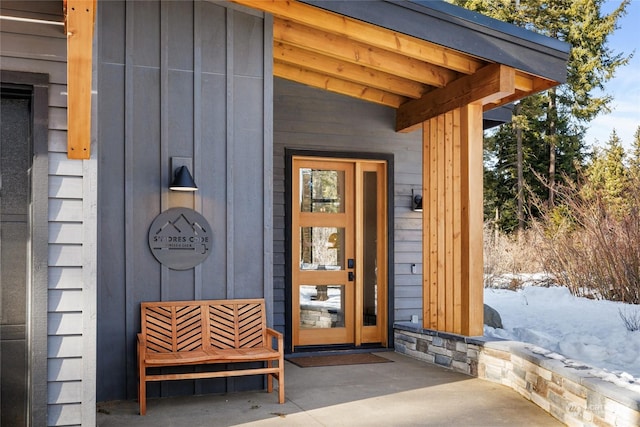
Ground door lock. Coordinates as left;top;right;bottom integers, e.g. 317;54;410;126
348;259;355;269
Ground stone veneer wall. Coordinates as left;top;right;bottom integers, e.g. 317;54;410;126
394;323;640;427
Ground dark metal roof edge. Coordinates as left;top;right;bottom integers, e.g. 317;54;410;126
405;0;570;55
483;104;514;129
298;0;570;83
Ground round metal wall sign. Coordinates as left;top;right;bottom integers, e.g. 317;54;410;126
148;207;212;270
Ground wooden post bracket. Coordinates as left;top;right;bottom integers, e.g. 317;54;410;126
65;0;96;159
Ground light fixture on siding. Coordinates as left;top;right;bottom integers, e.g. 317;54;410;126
412;189;423;212
170;165;198;191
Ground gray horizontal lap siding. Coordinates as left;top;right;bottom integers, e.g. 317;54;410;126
0;5;91;426
273;78;424;338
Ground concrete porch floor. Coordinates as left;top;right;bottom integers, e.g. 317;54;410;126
96;351;562;426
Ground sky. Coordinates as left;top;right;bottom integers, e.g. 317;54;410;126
583;0;640;151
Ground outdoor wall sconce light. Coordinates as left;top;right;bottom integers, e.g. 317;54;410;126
170;165;198;191
412;189;423;212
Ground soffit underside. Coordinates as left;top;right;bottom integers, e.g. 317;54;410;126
232;0;559;132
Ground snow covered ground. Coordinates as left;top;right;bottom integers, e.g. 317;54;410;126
483;277;640;394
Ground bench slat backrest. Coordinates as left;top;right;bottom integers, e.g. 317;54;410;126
209;301;265;349
141;299;267;353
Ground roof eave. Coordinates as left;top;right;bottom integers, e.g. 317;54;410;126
299;0;570;84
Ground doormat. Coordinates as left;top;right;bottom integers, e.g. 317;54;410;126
287;353;392;368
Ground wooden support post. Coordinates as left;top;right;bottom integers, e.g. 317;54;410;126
461;103;484;336
421;104;484;336
66;0;96;159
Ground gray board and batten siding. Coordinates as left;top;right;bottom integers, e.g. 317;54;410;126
272;78;424;349
96;0;273;402
95;0;425;402
1;0;97;425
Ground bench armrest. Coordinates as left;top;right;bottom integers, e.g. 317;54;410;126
137;333;146;352
266;328;283;351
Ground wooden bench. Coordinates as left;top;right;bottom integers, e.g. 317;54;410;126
137;298;284;415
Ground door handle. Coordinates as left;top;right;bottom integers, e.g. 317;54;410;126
348;271;355;281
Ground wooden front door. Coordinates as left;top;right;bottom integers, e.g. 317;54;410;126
291;157;387;349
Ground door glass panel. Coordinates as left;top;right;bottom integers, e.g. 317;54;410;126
300;285;345;329
300;227;344;270
363;172;378;326
1;95;30;425
299;168;345;213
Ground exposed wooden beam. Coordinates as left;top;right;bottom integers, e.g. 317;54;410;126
274;18;459;88
275;41;427;99
396;63;515;132
274;61;406;108
515;72;534;92
232;0;486;74
65;0;95;159
494;76;558;108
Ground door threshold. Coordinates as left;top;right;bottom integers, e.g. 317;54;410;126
286;344;391;358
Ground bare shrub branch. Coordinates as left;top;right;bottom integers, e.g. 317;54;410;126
619;307;640;332
483;225;547;289
529;174;640;304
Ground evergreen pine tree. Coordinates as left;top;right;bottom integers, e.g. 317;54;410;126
583;130;628;215
629;126;640;180
453;0;632;231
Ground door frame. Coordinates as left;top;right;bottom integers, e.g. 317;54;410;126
0;70;49;426
284;149;394;353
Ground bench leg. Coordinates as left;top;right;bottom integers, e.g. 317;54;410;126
277;360;285;404
267;361;274;393
138;363;146;415
266;360;284;403
139;380;146;415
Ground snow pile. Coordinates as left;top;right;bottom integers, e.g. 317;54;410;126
483;282;640;394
